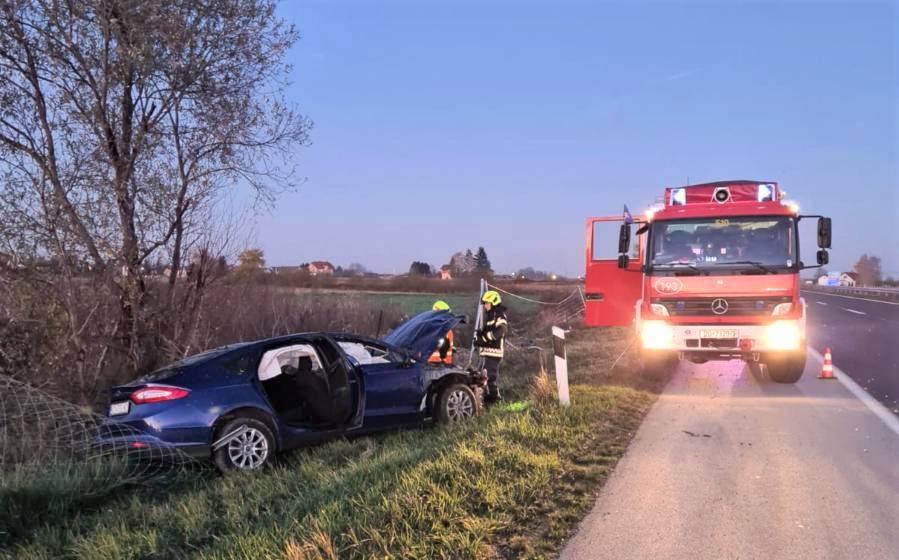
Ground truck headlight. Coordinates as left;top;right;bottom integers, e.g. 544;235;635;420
766;320;801;350
650;303;670;317
641;320;673;349
771;302;793;316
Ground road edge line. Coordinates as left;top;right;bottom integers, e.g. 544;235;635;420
808;348;899;437
801;290;899;306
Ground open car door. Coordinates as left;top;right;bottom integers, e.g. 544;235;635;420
313;335;366;431
584;216;644;327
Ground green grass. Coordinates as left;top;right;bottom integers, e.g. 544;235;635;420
3;386;651;560
2;329;659;560
310;290;541;318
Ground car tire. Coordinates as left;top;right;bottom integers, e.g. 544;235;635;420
436;383;481;424
765;353;806;384
213;417;275;472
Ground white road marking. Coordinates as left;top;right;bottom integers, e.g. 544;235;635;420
802;290;899;306
841;307;867;315
816;301;828;306
808;348;899;438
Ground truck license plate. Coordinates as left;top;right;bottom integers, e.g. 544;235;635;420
109;401;130;416
699;329;738;339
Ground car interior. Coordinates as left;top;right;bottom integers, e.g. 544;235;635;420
257;342;354;428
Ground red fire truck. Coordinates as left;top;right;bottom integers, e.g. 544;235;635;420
585;180;832;383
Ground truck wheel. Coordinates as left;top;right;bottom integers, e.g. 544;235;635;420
213;417;275;472
765;353;807;384
639;351;678;377
436;384;481;424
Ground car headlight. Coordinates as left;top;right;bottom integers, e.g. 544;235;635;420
771;302;793;317
766;320;801;350
650;303;669;317
641;320;673;349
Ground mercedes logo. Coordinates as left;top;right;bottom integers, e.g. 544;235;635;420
711;298;729;315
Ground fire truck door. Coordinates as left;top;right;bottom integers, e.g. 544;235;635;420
584;216;643;327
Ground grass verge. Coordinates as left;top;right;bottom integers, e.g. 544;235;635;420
3;328;660;559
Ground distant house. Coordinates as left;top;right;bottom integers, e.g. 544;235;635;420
840;272;858;286
307;261;335;276
816;272;858;287
439;264;453;280
163;267;188;279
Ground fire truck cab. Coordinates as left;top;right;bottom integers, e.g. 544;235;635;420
585;180;832;383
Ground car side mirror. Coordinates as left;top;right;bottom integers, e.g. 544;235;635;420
817;217;832;249
617;254;630;269
618;223;631;254
817;250;829;265
402;356;416;368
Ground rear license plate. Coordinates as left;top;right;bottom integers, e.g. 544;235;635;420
109;401;130;416
699;329;738;339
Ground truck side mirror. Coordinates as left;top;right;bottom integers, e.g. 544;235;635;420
817;250;829;265
618;223;631;254
617;254;630;269
817;217;832;249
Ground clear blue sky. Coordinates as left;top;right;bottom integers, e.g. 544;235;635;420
255;0;898;277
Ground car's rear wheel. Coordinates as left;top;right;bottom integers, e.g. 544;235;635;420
213;417;275;472
436;384;481;424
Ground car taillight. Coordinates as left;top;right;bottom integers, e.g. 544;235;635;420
130;385;190;404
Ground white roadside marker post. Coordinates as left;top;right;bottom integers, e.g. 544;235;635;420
552;326;571;406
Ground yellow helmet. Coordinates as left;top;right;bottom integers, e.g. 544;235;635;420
432;300;451;311
481;290;502;306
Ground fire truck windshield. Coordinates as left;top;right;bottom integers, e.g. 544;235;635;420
649;216;796;273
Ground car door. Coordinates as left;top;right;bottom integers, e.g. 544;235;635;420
585;216;645;326
312;335;366;431
334;336;424;428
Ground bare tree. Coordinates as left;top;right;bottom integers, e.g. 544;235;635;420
0;0;310;399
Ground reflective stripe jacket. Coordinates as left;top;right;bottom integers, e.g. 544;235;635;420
428;329;454;365
479;306;508;359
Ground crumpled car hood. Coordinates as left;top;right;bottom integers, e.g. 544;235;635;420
383;310;463;360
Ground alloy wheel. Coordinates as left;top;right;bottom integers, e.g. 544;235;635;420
445;389;475;421
227;426;269;469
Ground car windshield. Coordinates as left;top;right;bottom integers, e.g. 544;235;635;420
650;216;796;271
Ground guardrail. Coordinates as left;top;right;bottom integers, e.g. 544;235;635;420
802;285;899;300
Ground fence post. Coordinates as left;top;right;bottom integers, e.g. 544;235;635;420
467;278;488;369
552;326;571;406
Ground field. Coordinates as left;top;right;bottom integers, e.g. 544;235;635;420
1;291;662;560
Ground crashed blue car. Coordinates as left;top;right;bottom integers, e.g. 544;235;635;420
98;311;483;471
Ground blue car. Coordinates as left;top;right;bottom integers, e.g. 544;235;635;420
98;311;484;471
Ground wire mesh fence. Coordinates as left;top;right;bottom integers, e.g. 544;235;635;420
0;374;198;482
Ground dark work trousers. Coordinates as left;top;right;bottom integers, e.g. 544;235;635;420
483;356;502;400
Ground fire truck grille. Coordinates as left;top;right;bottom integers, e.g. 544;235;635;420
653;296;792;317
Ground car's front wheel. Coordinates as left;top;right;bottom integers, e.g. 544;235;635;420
436;384;481;424
213;417;275;472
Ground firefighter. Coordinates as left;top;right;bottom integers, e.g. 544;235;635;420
475;290;508;403
428;300;454;366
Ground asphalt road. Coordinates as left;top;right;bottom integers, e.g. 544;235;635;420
561;355;899;560
801;289;899;415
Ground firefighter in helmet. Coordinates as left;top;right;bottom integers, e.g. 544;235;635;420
475;290;508;403
428;300;454;366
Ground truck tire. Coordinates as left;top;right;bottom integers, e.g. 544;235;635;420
639;351;678;377
765;353;807;384
436;384;481;424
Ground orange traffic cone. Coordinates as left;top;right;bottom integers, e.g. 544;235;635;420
818;347;835;380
